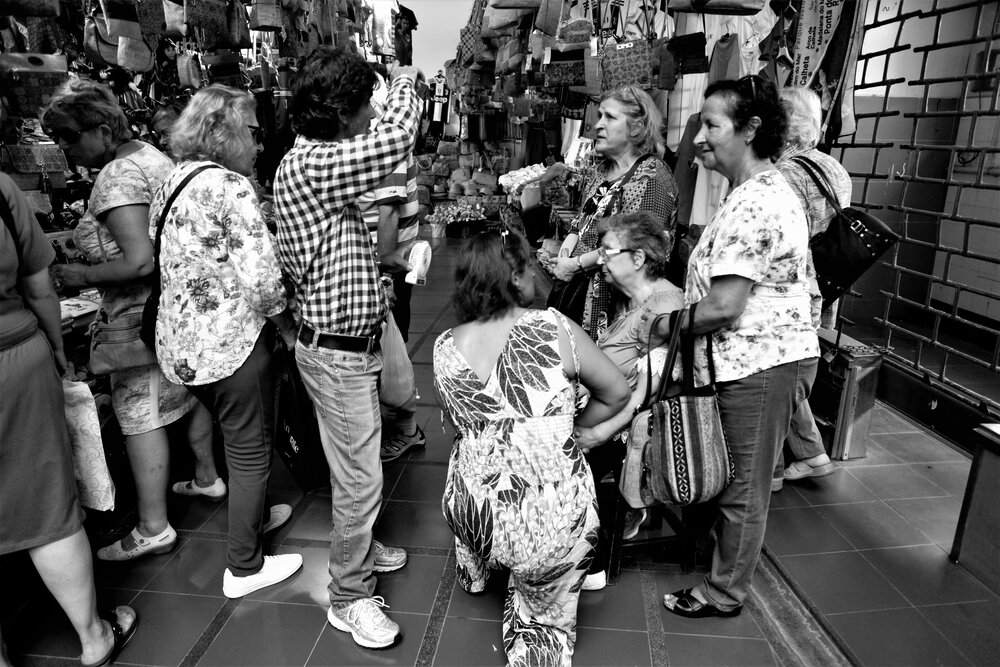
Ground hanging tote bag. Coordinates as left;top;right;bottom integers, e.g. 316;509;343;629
621;304;734;508
791;155;899;306
600;39;652;89
275;348;331;492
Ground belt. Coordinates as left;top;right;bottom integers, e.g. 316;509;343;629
298;323;381;354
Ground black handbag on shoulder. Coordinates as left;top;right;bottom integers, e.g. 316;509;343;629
546;270;591;324
792;155;899;307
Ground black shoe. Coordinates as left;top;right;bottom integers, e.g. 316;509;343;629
663;589;742;618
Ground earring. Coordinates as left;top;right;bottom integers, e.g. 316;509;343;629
745;137;752;144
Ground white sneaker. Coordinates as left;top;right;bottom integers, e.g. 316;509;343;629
372;540;407;573
582;571;607;591
327;597;401;649
222;554;303;598
263;504;292;533
171;478;227;501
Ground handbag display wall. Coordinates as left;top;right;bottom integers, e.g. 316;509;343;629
0;53;69;116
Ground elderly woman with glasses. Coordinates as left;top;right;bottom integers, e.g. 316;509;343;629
43;80;218;562
572;211;684;591
151;85;302;599
543;85;679;341
652;76;819;618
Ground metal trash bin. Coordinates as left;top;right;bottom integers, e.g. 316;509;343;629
809;329;884;460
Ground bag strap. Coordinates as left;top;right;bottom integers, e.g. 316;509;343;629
639;307;684;409
791;155;843;215
151;164;221;279
550;307;580;379
679;301;716;390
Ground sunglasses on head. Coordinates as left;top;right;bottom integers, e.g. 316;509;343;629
738;75;764;106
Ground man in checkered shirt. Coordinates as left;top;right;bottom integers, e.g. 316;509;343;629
273;48;421;650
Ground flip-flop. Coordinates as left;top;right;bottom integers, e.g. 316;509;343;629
81;605;138;667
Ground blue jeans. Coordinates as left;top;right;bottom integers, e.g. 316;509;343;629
295;341;384;606
696;358;818;611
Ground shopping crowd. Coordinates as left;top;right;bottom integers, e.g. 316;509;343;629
0;43;850;667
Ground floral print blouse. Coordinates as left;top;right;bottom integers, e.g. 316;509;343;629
685;169;819;383
152;162;287;386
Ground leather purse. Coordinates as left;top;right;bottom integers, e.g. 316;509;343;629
620;305;734;508
118;36;156;72
0;53;69;117
667;31;709;75
135;0;166;36
601;39;652;89
84;15;120;69
185;0;228;48
202;53;243;87
225;0;252;48
176;52;202;89
249;0;283;31
99;0;142;39
792;155;900;306
667;0;764;15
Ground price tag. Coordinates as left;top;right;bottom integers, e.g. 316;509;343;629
543;47;552;65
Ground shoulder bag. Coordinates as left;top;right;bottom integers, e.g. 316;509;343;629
791;155;899;307
619;303;734;508
140;164;221;349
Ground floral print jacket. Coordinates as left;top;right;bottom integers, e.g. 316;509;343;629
685;169;819;383
152;162;287;386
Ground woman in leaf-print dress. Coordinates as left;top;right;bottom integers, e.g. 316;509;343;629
434;230;629;666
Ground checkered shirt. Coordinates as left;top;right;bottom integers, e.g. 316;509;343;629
274;75;421;337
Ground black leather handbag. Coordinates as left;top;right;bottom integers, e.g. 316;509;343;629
546;270;591;324
792;155;899;306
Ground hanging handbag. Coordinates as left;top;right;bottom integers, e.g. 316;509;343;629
249;0;283;30
118;36;156;72
176;51;202;89
83;15;120;69
620;304;734;508
667;30;709;75
275;348;331;491
601;38;652;89
142;165;221;348
544;51;586;86
135;0;166;36
162;0;186;35
0;54;69;117
555;15;593;52
0;0;60;15
184;0;228;48
224;0;253;48
98;0;142;39
202;52;243;87
791;155;899;306
667;0;764;15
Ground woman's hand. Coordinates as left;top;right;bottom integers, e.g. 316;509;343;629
51;263;88;289
574;425;607;452
552;256;579;282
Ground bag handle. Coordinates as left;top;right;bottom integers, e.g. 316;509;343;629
679;301;716;390
791;155;842;215
639;306;684;410
151;164;221;280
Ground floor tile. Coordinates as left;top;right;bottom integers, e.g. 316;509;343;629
577;569;647;631
391;463;448;503
653;572;765;639
195;498;230;534
790;469;880;505
145;537;228;597
116;591;224;666
285;497;333;543
575;628;651;666
887;496;962;548
919;600;1000;666
413;365;437;403
375;500;455;550
861;545;997;606
372;553;448;615
434;617;507;666
307;611;428;666
849;464;950;501
838;439;905;467
827;607;971;667
764;506;854;556
447;570;507;622
246;546;328;607
816;501;932;550
199;600;324;666
869;432;967;464
767;485;811;508
778;551;908;614
93;540;182;591
168;494;226;532
662;633;775;667
868;405;922;434
908;461;971;497
405;427;453;464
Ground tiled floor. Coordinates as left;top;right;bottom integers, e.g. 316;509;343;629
3;236;997;666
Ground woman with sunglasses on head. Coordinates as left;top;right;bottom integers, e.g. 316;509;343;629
543;85;679;342
42;80;217;562
151;85;302;599
652;76;819;618
433;229;629;666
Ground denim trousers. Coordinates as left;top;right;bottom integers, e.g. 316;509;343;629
696;357;818;610
777;399;827;477
295;341;384;606
188;328;277;576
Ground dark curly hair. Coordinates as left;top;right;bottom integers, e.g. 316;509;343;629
290;47;377;140
453;229;533;323
704;76;787;160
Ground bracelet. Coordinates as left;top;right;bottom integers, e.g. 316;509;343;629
576;256;584;272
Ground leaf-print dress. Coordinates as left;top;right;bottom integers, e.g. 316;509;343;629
433;309;599;667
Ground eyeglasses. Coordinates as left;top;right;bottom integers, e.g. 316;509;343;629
46;125;95;145
597;246;635;263
738;75;763;106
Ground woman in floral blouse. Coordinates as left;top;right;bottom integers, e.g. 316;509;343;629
654;76;819;619
152;86;302;599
